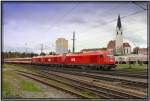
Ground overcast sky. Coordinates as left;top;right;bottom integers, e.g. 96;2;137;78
3;2;148;53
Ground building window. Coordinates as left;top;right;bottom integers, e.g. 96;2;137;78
117;32;118;35
121;32;122;35
127;48;128;53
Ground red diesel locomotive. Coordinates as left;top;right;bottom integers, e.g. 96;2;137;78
4;51;116;70
32;51;116;70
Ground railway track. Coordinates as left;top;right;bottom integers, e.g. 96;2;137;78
16;71;96;98
8;63;148;78
41;70;147;98
38;67;148;89
16;69;147;99
6;64;147;98
15;64;148;89
16;70;116;98
55;67;148;78
29;64;148;78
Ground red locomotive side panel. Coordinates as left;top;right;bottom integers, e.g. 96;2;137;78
44;56;52;64
65;54;91;64
65;51;116;65
32;56;42;64
101;51;116;65
49;55;65;64
32;55;65;64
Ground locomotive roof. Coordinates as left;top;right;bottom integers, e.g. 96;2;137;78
32;54;64;58
66;51;111;56
32;51;111;58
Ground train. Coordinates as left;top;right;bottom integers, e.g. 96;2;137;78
4;51;116;70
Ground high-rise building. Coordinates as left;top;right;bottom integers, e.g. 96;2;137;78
56;38;68;54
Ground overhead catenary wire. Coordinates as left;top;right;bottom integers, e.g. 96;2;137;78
48;2;125;32
80;9;146;35
48;3;79;30
22;3;148;53
76;9;147;51
77;9;146;44
30;3;132;53
131;2;148;10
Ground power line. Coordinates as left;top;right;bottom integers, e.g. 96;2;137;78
48;3;79;30
48;2;121;31
40;44;44;54
75;9;146;51
80;9;146;35
131;2;148;10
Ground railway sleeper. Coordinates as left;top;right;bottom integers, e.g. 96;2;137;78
17;71;110;98
37;71;124;98
39;70;145;98
45;68;147;89
16;70;127;98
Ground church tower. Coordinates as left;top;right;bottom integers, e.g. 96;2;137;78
115;15;123;55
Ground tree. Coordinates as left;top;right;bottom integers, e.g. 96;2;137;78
40;52;46;56
3;51;39;58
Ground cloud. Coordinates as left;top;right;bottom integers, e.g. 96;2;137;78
3;2;148;53
67;17;88;25
124;33;146;45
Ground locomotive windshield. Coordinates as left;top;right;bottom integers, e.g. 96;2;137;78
107;54;113;58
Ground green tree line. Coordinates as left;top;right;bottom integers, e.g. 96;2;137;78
2;52;39;59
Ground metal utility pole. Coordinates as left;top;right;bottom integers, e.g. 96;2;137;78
25;43;27;53
40;44;44;54
72;31;76;53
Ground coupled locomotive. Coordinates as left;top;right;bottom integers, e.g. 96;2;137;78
4;51;116;70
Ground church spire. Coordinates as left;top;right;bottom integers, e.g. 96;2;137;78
115;14;123;55
117;14;122;29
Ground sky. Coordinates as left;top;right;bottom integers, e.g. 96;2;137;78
3;2;148;54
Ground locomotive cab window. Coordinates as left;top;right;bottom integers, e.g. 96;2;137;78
107;54;113;58
99;54;103;58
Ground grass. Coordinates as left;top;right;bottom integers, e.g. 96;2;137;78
20;80;43;92
2;63;45;98
3;81;12;97
3;80;21;98
2;64;98;98
81;90;99;98
116;63;148;71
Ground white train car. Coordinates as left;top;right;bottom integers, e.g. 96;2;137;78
115;55;148;64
